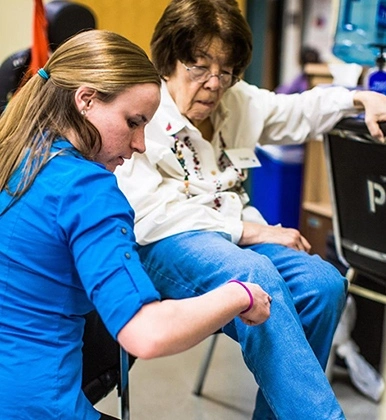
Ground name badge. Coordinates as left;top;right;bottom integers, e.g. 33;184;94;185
225;148;261;169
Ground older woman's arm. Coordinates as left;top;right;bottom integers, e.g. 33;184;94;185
238;222;311;252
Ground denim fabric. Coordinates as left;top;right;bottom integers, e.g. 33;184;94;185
138;231;348;420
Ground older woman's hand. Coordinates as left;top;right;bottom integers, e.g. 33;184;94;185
353;90;386;142
239;222;311;253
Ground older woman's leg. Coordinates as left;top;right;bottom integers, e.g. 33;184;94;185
246;243;348;368
240;243;347;419
139;231;347;419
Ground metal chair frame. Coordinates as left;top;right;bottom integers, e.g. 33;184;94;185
119;348;130;420
192;334;220;396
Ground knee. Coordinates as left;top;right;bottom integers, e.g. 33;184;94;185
306;255;348;309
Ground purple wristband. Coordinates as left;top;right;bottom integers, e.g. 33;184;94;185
228;280;254;314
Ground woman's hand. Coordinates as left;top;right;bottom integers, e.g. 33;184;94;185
237;282;271;326
239;221;311;252
353;90;386;142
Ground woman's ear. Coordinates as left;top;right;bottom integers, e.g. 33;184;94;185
74;86;97;113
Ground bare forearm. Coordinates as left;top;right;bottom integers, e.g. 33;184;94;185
118;281;270;359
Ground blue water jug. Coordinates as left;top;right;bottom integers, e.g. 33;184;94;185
333;0;386;65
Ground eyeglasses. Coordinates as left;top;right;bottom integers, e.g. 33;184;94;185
181;63;239;89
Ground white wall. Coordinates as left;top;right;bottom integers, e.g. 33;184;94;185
0;0;47;64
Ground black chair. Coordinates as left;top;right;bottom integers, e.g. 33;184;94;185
83;310;134;420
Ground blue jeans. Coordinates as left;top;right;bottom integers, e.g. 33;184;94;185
138;231;348;420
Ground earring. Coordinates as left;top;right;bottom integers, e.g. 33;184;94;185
81;109;87;116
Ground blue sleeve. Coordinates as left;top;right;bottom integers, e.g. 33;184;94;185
57;165;160;339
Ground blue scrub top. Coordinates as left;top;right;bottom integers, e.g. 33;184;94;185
0;139;160;419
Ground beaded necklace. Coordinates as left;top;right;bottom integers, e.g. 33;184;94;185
171;132;246;209
171;136;192;198
182;136;203;179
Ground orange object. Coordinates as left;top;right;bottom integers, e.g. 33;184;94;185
29;0;49;75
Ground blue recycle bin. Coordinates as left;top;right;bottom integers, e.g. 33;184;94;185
249;144;305;229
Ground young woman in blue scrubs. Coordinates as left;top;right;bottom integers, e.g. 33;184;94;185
0;30;271;420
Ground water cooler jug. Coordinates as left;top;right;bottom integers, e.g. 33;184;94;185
333;0;386;65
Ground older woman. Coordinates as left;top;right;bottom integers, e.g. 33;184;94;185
0;29;271;420
115;1;386;419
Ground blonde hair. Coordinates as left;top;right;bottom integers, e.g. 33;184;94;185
0;30;161;198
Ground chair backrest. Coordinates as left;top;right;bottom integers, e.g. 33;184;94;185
324;117;386;283
44;1;96;52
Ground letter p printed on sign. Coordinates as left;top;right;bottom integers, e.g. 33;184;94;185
367;180;386;213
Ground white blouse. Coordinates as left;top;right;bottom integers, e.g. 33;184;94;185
115;80;357;245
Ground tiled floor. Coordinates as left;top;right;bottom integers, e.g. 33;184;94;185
95;334;383;419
